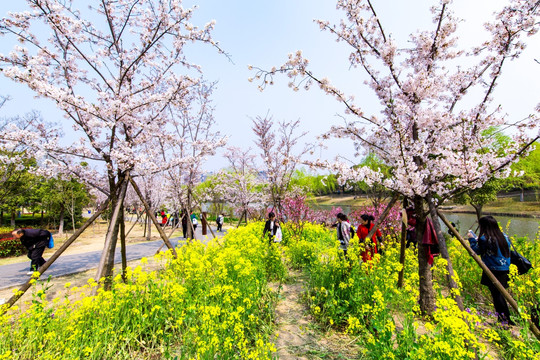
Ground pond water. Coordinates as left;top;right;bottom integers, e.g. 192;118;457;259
440;212;539;240
312;204;539;240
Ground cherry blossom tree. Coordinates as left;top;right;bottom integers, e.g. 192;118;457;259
155;81;227;239
0;0;225;286
252;113;314;213
217;146;267;225
253;0;539;314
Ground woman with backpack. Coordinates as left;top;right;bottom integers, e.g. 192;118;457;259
467;215;514;325
356;214;382;262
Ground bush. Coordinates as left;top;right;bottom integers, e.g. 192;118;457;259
0;227;14;238
0;231;25;258
0;239;26;258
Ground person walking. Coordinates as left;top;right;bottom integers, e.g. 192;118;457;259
161;211;167;227
262;212;280;244
191;214;198;231
216;213;224;232
12;228;51;274
335;213;352;258
181;211;188;238
356;214;381;262
467;215;514;325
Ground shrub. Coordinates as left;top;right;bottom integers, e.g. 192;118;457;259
0;237;25;258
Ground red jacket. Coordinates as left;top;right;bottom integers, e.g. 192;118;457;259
356;224;381;245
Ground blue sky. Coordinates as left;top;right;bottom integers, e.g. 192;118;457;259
1;1;539;171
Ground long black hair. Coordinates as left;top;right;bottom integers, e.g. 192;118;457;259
337;213;349;222
360;214;375;228
478;215;510;257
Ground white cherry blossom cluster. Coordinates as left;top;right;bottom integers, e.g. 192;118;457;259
215;146;268;214
253;0;539;201
0;0;226;197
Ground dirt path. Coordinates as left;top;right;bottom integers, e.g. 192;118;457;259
274;270;362;360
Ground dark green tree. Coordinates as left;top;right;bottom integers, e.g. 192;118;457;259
453;178;502;222
37;177;90;234
503;143;540;200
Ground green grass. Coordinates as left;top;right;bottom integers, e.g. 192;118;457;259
481;197;540;215
313;194;540;216
310;195;371;207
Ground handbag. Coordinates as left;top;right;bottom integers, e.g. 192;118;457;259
274;227;282;243
47;234;54;249
509;241;532;275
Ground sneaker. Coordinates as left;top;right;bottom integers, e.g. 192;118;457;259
26;271;34;275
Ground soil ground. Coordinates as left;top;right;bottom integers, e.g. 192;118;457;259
273;270;363;360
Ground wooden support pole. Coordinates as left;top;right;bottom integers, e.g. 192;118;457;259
365;193;399;240
236;210;246;228
438;210;540;340
124;210;143;238
428;197;464;310
0;199;110;314
155;221;181;255
120;206;127;283
397;209;407;288
129;176;177;258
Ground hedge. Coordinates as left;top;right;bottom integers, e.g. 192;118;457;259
0;232;26;258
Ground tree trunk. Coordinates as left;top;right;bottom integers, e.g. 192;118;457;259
94;178;129;292
10;210;15;228
58;204;65;235
0;209;4;226
415;196;436;316
146;212;152;241
472;204;483;223
201;212;217;239
202;211;207;235
427;194;464;310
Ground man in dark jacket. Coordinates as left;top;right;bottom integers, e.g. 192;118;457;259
262;212;280;244
12;228;51;274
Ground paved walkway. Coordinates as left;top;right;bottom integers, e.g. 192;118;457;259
0;228;226;290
